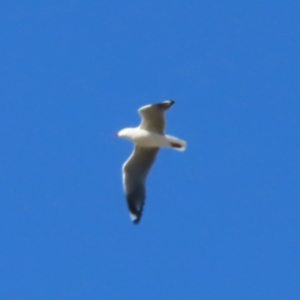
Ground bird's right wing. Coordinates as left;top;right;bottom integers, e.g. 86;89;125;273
138;100;174;134
122;146;159;224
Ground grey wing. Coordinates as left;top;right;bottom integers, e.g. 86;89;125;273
138;100;175;134
123;146;159;224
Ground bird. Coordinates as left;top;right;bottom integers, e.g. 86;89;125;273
115;100;187;224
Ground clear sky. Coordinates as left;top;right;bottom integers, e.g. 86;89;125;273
1;1;299;299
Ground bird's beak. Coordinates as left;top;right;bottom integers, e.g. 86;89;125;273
114;133;119;137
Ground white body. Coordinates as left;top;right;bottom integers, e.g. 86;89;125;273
118;127;186;151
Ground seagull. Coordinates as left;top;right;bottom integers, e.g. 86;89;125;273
115;100;187;224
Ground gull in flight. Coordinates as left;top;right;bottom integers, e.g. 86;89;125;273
115;100;187;224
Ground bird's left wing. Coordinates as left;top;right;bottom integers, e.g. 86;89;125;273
122;146;159;223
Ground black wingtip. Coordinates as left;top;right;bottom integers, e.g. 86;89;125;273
153;100;175;109
132;218;141;225
130;212;142;224
164;99;175;107
128;203;143;224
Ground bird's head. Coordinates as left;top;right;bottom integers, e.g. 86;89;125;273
114;128;135;140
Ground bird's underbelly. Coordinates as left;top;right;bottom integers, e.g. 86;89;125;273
132;132;170;148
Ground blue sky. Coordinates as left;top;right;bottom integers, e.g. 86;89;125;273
1;1;299;299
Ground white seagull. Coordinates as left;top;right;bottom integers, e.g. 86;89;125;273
115;100;187;224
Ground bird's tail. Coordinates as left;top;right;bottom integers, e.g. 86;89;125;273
165;135;187;151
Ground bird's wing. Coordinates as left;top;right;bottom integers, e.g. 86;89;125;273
123;146;159;223
138;100;175;134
